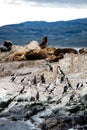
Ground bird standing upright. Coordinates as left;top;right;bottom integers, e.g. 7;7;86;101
36;91;39;101
11;72;17;82
40;73;46;84
19;86;25;94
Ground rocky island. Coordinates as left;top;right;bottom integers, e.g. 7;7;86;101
0;37;87;130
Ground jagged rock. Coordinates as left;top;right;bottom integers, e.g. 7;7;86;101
0;119;37;130
54;48;78;56
80;87;87;104
11;40;40;53
40;36;48;49
79;48;87;54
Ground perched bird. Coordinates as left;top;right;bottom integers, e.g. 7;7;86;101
54;77;60;85
49;87;56;94
66;78;72;88
40;73;46;84
21;77;27;83
35;81;40;89
62;86;68;94
80;83;83;87
19;86;25;94
33;75;37;85
28;79;32;87
36;91;39;101
46;63;53;72
57;66;65;76
76;83;83;89
11;72;17;82
60;75;65;83
69;94;75;102
11;73;16;77
44;83;51;92
76;83;80;89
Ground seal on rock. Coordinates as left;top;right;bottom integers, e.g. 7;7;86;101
40;36;48;49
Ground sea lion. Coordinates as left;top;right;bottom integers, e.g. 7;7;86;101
0;46;8;52
3;40;13;51
40;36;48;49
54;48;78;56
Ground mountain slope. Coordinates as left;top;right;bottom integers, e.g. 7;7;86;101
0;18;87;47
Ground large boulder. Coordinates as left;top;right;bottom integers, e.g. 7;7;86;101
11;41;40;53
25;40;40;50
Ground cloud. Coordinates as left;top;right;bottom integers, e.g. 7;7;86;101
1;0;87;8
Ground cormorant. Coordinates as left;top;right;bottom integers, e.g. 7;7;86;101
40;73;46;84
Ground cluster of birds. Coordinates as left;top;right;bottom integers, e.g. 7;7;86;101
10;70;47;101
10;63;87;103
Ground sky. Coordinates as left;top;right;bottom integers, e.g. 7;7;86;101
0;0;87;26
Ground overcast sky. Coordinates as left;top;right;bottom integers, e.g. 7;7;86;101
0;0;87;26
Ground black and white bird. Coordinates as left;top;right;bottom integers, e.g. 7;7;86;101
76;83;79;89
36;91;39;101
76;82;83;89
28;79;32;87
60;75;65;83
33;75;37;85
49;86;56;94
57;66;65;76
11;72;17;82
46;63;53;72
19;86;25;94
66;78;72;88
69;94;75;102
62;86;68;94
44;83;51;92
40;73;46;84
35;81;40;89
21;77;27;83
54;77;60;85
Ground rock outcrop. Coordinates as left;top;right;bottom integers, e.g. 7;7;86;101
0;52;87;129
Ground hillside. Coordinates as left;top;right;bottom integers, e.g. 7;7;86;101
0;18;87;47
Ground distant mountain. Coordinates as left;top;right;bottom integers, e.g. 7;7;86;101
0;18;87;47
